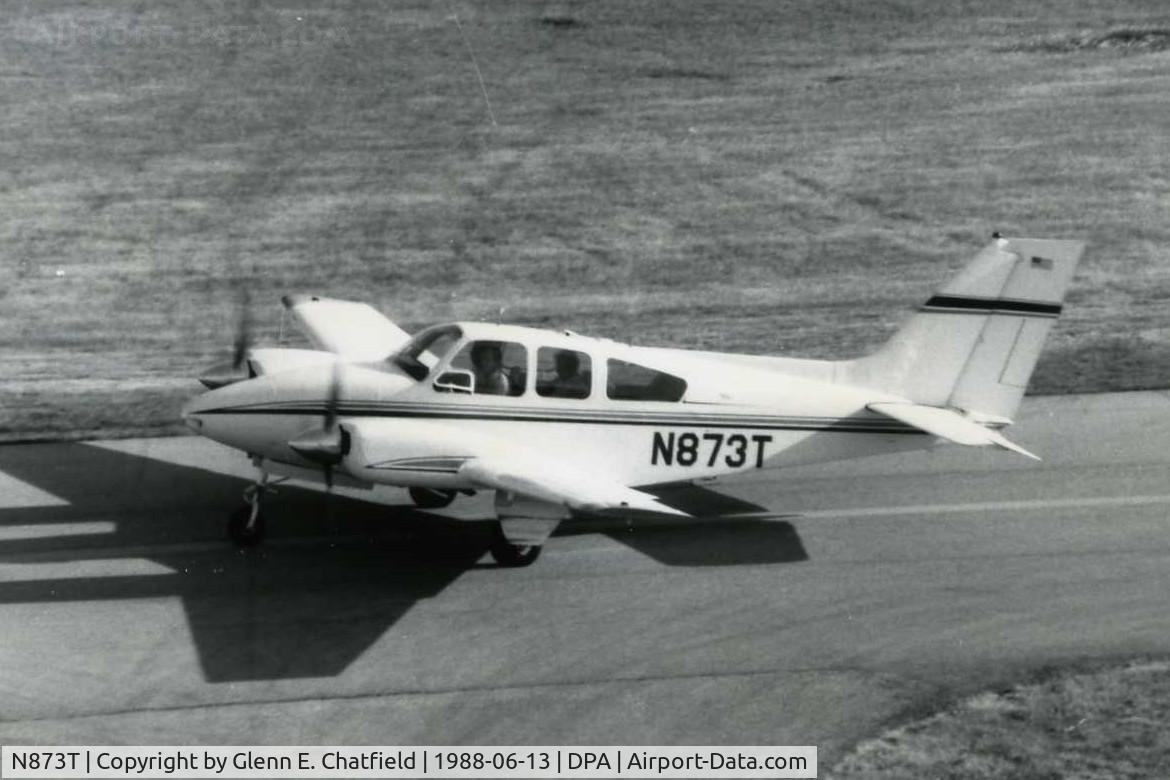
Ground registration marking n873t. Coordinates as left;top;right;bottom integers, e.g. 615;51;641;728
651;431;772;468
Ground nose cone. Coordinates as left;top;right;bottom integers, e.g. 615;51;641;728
181;389;214;432
182;380;248;434
180;372;282;451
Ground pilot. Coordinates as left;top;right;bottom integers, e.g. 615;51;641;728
471;342;510;395
547;351;589;398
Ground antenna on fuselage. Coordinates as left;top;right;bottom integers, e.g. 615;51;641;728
445;1;498;128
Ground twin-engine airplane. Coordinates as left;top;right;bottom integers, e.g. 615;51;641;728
183;236;1084;565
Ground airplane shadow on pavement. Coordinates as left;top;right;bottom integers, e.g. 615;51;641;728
0;443;806;682
593;481;809;566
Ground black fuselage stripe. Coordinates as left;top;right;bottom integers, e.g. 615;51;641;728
199;401;893;424
197;407;924;434
922;295;1062;316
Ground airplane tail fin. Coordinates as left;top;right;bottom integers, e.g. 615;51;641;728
846;236;1085;421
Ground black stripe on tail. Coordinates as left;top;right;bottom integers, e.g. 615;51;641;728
921;295;1062;318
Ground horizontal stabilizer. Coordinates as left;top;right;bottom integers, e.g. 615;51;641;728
282;295;411;362
868;402;1040;461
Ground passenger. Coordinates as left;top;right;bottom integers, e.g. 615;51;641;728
547;351;589;398
471;342;510;395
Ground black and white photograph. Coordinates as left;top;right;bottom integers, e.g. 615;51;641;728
1;1;1168;777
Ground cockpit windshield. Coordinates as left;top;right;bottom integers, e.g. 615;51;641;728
389;325;463;381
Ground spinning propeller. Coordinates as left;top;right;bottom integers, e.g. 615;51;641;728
197;290;350;488
231;288;253;373
288;357;350;489
198;290;256;389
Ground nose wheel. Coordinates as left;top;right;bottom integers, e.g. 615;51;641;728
228;470;283;547
228;501;266;546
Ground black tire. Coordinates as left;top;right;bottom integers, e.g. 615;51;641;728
409;487;457;509
228;504;266;547
489;531;542;567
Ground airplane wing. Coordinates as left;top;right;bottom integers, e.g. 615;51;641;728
282;295;411;362
346;418;691;517
459;456;691;517
868;402;1040;460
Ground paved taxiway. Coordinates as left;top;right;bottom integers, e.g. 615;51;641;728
0;392;1167;763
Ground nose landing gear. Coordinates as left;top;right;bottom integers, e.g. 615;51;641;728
228;470;286;547
228;500;265;547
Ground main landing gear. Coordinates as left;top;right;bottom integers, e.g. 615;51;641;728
409;487;539;565
226;469;540;566
489;525;542;567
228;470;286;547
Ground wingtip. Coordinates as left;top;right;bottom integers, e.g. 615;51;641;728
989;431;1041;461
650;500;692;518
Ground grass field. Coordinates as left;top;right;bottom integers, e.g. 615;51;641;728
3;1;1170;439
830;660;1170;779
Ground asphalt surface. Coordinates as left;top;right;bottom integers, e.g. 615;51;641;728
0;392;1167;764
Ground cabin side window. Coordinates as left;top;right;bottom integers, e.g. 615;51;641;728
443;340;528;396
536;348;592;399
606;359;687;402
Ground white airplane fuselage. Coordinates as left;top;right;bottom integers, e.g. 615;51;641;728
183;324;931;492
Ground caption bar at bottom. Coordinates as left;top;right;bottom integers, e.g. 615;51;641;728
1;746;816;779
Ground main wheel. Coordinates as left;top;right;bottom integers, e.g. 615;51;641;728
228;504;266;547
409;487;457;509
489;531;542;567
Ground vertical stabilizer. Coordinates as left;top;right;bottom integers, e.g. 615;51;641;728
846;237;1085;421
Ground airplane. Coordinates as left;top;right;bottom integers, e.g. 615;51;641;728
182;235;1085;566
